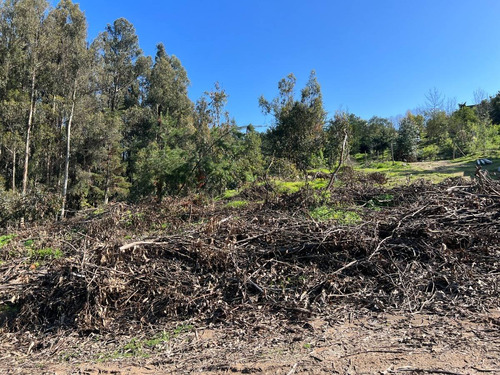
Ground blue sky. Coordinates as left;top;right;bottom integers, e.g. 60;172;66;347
54;0;500;128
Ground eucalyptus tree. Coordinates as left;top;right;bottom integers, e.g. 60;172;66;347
259;71;326;172
0;0;51;195
147;43;192;125
129;42;196;200
95;17;142;112
92;17;143;203
45;0;89;217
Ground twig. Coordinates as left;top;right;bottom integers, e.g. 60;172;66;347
287;363;298;375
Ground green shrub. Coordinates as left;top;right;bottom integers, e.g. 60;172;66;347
421;144;440;161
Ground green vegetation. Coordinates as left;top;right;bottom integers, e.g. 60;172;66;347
309;206;361;225
273;179;329;194
28;248;64;261
225;200;248;209
97;325;194;361
222;189;239;199
24;239;34;247
0;1;498;225
0;234;16;248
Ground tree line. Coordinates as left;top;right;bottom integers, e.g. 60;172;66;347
1;0;499;222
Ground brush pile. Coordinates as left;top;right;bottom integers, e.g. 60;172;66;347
0;172;499;334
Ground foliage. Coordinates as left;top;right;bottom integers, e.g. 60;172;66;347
421;144;440;161
0;2;499;215
395;112;423;162
260;71;326;171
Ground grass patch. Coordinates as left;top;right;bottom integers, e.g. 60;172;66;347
225;200;248;209
222;189;239;199
24;239;34;247
273;179;328;194
274;180;303;194
0;234;16;248
96;325;194;361
28;247;64;261
310;206;362;225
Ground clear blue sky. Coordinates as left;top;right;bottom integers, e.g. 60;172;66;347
55;0;500;128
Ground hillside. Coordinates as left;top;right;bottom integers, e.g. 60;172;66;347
1;170;499;374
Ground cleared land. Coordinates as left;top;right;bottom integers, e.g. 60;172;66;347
0;162;499;374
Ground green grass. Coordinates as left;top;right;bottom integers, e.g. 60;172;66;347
273;179;329;194
353;150;500;185
225;200;248;209
309;206;362;225
0;234;16;248
24;239;34;247
96;325;194;362
222;189;239;199
28;247;64;261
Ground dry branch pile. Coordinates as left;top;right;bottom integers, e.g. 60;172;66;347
0;174;499;335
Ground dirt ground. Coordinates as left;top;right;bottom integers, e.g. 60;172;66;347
2;310;499;375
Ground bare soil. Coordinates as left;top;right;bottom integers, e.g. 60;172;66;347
2;311;499;374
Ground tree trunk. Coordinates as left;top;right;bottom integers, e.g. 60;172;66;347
326;130;348;190
60;85;77;219
12;148;16;192
22;69;36;196
104;148;111;205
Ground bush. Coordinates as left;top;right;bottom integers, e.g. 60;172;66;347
0;187;61;227
421;144;440;161
267;158;300;180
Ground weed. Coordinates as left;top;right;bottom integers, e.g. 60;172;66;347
28;248;64;261
96;325;194;361
303;343;312;349
0;234;16;248
274;181;303;194
24;239;34;247
226;200;248;209
310;206;361;225
222;189;239;199
92;207;106;216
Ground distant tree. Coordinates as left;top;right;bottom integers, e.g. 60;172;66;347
45;0;89;217
449;105;479;157
259;71;326;172
366;116;396;156
424;87;445;117
147;43;192;125
395;112;423;162
489;91;500;125
425;111;450;147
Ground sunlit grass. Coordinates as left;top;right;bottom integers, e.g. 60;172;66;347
225;200;248;209
309;206;362;225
